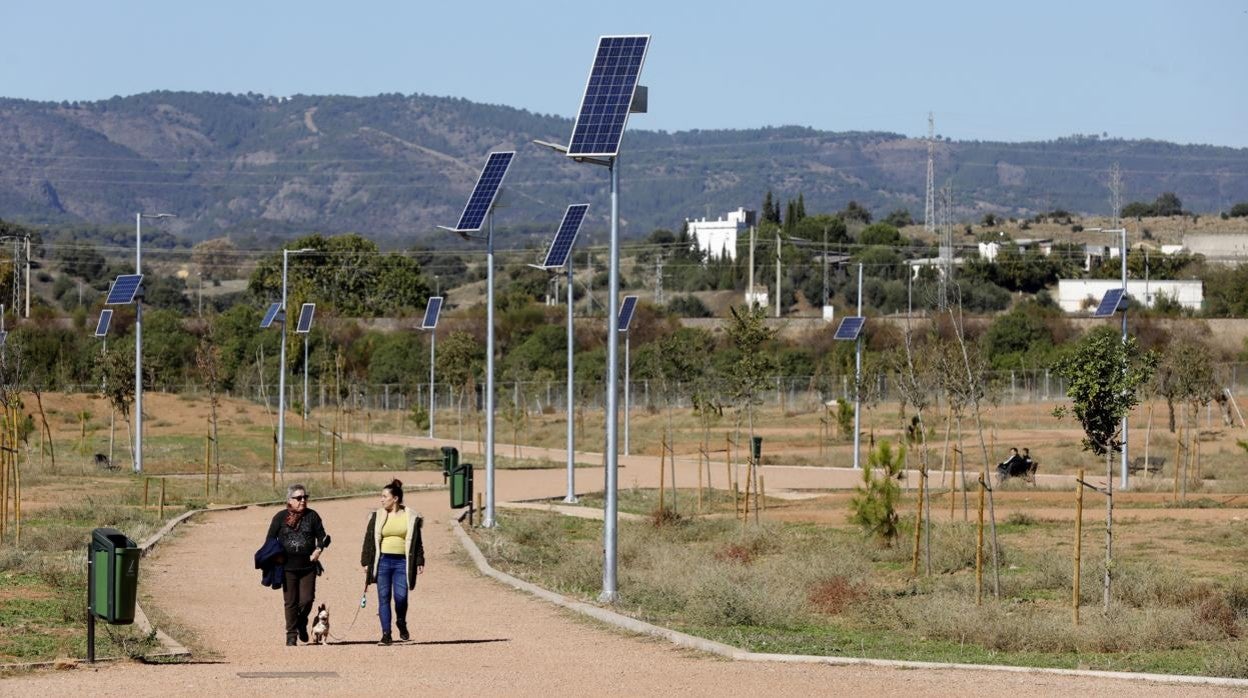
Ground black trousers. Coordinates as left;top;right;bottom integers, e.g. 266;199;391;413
283;567;317;637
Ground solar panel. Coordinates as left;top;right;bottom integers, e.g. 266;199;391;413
568;35;651;158
295;303;315;334
259;302;282;329
422;297;444;330
105;274;143;305
94;309;113;337
540;204;590;269
834;316;866;341
617;295;639;332
1093;288;1126;317
452;152;515;232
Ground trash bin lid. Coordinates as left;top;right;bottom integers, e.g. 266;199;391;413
92;527;136;550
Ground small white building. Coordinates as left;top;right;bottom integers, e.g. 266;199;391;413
1056;279;1203;313
977;238;1054;263
907;257;965;279
687;207;751;261
1181;234;1248;264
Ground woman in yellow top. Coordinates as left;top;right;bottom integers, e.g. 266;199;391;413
361;479;424;645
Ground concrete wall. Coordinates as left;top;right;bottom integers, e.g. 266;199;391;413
1056;279;1202;312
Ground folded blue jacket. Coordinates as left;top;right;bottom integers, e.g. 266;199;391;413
254;537;285;590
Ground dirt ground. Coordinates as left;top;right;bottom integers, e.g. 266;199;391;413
6;392;1248;693
5;482;1245;696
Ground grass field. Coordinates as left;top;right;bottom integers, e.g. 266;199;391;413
470;498;1248;678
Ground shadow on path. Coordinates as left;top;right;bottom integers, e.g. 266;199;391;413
326;638;510;647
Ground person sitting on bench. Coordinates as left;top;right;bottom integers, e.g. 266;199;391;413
1020;448;1037;480
997;448;1025;481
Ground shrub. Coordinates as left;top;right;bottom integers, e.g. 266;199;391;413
667;294;711;318
808;576;864;615
848;441;905;546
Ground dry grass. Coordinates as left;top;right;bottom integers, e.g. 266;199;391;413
472;504;1248;675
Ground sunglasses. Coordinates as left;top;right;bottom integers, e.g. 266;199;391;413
290;495;308;501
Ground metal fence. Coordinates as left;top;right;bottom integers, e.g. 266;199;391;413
51;361;1248;418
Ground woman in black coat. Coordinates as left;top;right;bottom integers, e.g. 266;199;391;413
361;479;424;644
266;483;330;646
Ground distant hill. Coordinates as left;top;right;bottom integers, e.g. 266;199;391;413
1;91;1246;247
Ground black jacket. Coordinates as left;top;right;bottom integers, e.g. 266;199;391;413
266;509;330;572
361;508;424;590
254;537;285;590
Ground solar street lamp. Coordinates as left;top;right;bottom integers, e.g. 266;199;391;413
294;303;316;424
268;247;316;475
439;151;516;529
537;34;650;603
531;204;590;503
833;263;866;470
131;212;175;474
1087;226;1131;490
93;309;116;467
617;296;639;456
420;297;444;439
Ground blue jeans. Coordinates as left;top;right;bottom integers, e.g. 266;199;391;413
376;553;408;633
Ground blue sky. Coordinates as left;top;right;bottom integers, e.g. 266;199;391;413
3;1;1246;147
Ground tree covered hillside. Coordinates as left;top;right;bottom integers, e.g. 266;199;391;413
0;92;1246;245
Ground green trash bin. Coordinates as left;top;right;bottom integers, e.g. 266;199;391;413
751;436;764;461
441;446;459;481
91;527;139;625
450;463;473;509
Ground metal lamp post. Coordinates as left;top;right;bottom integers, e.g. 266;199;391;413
277;247;315;474
134;212;175;474
535;34;649;603
1088;227;1130;490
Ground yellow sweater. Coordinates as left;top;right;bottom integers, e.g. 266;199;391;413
380;510;409;555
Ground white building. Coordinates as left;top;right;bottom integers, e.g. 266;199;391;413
687;207;751;261
907;257;965;279
977;238;1054;263
1181;234;1248;264
1056;279;1203;313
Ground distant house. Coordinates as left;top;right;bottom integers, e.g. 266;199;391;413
977;237;1053;263
687;207;753;262
1181;234;1248;264
1056;279;1203;313
907;257;964;279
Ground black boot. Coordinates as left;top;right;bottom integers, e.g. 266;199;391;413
379;632;392;645
397;621;410;642
297;625;309;643
286;633;298;646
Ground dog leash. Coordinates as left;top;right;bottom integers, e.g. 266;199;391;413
325;573;371;642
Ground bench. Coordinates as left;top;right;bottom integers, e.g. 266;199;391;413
1128;455;1166;474
996;458;1038;485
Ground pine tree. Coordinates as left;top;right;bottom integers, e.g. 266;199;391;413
763;190;781;225
796;193;807;221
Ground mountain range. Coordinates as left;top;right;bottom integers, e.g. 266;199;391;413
1;91;1246;247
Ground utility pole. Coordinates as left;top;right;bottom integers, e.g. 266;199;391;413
1109;162;1123;227
654;254;664;306
822;226;829;307
924;112;936;234
747;224;755;307
774;231;781;318
23;236;30;318
940;181;954;310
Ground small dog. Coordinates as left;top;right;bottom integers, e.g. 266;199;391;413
310;604;330;645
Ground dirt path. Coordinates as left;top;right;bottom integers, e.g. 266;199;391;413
5;480;1244;695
